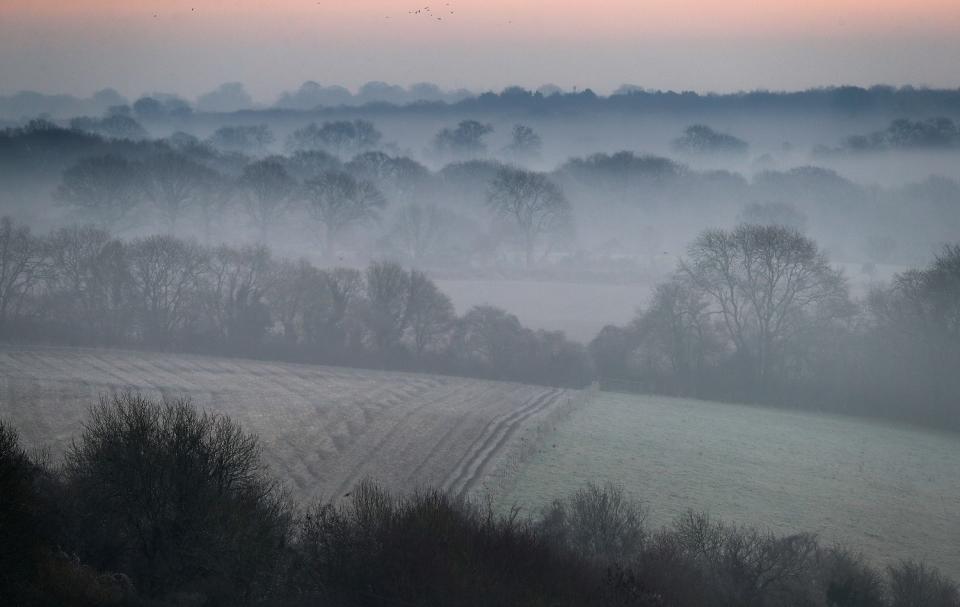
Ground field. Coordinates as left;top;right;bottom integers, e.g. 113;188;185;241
5;347;958;580
0;347;576;502
501;391;960;579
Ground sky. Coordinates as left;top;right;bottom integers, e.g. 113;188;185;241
1;0;959;101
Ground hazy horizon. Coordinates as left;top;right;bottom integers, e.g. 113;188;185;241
2;0;959;101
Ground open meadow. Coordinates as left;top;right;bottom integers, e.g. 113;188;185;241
0;346;575;502
501;391;960;579
4;346;959;581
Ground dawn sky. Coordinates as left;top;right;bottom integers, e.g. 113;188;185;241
2;0;959;100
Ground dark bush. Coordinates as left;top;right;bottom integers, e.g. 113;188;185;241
62;394;292;605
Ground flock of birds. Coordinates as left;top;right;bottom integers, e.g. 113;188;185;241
395;3;514;25
400;3;455;22
148;2;515;26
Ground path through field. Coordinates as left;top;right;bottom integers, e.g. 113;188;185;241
0;347;572;502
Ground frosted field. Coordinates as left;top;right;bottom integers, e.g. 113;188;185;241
502;392;960;579
0;347;574;502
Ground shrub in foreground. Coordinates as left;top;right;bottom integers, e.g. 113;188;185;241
62;394;293;605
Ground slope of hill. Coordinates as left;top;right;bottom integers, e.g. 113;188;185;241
0;346;578;502
503;391;960;579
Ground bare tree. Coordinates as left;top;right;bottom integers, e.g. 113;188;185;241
127;235;208;343
266;258;331;344
56;155;144;231
345;152;430;205
682;224;850;394
301;171;386;258
487;167;573;266
363;261;410;353
433;120;494;157
0;217;42;330
504;124;543;159
44;224;133;340
201;244;273;346
323;267;364;350
405;270;455;358
632;277;718;394
237;158;296;242
64;394;290;599
142;152;218;231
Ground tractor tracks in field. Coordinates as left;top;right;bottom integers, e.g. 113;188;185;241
330;380;492;498
442;388;561;498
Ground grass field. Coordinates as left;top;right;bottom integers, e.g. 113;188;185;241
5;346;958;579
0;346;575;503
501;391;960;579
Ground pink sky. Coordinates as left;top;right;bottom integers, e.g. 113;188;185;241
2;0;958;98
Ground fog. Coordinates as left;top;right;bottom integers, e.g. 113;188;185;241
2;80;960;605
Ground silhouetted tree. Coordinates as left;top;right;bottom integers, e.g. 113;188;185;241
363;261;410;353
631;277;719;394
0;217;42;331
142;152;219;231
64;394;291;602
405;270;455;358
345;151;429;205
323;267;364;351
200;244;273;349
450;305;530;379
673;124;748;154
504;124;543;159
56;155;144;230
126;235;207;344
487;167;573;266
237;158;296;241
301;171;386;258
266;258;331;344
433;120;494;157
286;120;382;157
682;224;850;395
44;225;133;341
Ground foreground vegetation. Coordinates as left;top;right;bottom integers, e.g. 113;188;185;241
2;394;958;607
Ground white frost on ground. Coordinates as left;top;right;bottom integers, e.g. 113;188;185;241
0;346;572;503
502;391;960;579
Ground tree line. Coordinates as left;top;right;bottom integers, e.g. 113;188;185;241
591;224;960;428
5;119;960;268
2;394;958;606
7;82;960;120
2;214;958;426
0;217;592;388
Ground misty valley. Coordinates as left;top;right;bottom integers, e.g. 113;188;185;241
1;82;959;607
